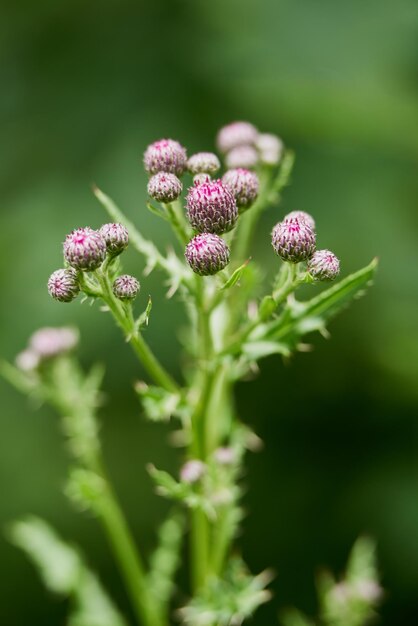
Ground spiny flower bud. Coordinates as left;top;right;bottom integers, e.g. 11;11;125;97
64;227;106;271
29;327;79;358
15;349;40;372
225;145;259;170
193;173;211;185
99;223;129;256
143;139;187;176
216;121;258;153
147;172;183;203
185;233;230;276
307;249;340;281
222;168;259;211
186;179;238;234
180;460;206;484
272;217;316;263
187;152;220;175
112;274;140;300
284;210;316;232
47;268;80;302
256;133;283;166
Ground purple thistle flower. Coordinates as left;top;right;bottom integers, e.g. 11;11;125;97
216;121;259;153
99;223;129;256
47;268;80;302
272;217;316;263
284;210;316;232
63;227;107;271
308;249;340;281
143;139;187;176
225;145;259;170
186;179;238;234
222;168;259;211
112;274;140;300
147;172;183;203
187;152;220;175
185;233;230;276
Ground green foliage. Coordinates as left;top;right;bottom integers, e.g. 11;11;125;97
179;558;272;626
9;517;128;626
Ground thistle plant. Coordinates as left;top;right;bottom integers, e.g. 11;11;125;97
1;121;381;626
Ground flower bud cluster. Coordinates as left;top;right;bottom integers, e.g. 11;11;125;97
48;223;141;303
271;211;340;280
216;121;284;169
144;138;186;206
16;327;79;372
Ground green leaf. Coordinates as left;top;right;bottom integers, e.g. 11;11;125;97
147;510;185;615
263;258;378;349
221;259;251;291
93;186;189;290
0;359;38;395
65;468;107;513
135;382;187;422
242;340;292;360
9;517;128;626
136;296;153;330
179;557;272;626
280;608;315;626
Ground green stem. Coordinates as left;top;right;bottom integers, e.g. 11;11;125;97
96;269;179;394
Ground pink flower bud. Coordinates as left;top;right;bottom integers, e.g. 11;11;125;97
186;179;238;234
147;172;183;203
48;268;80;302
225;145;259;170
272;217;316;263
180;459;206;483
185;233;230;276
15;349;40;371
193;173;211;185
143;139;187;176
222;168;259;211
214;447;236;465
112;274;140;300
29;327;79;358
256;133;284;165
284;210;316;232
187;152;220;175
216;121;258;153
307;250;340;281
63;227;106;271
99;223;129;256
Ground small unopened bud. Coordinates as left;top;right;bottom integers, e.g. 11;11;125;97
216;121;259;153
48;268;80;302
143;139;187;176
193;173;211;185
222;168;259;211
256;133;284;166
284;210;316;232
15;349;40;371
180;459;206;483
185;233;230;276
214;447;236;465
29;327;79;358
99;223;129;256
186;180;238;234
272;217;316;263
64;227;106;271
112;274;140;300
225;145;259;170
307;250;340;281
147;172;183;203
188;152;220;175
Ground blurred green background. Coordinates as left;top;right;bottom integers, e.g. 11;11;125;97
1;0;418;624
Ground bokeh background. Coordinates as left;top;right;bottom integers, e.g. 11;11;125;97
1;0;418;624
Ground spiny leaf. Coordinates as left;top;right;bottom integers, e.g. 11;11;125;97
221;259;251;291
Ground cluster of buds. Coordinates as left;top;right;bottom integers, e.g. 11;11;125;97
48;223;140;303
16;327;79;371
144;139;187;204
272;211;340;281
216;121;283;169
